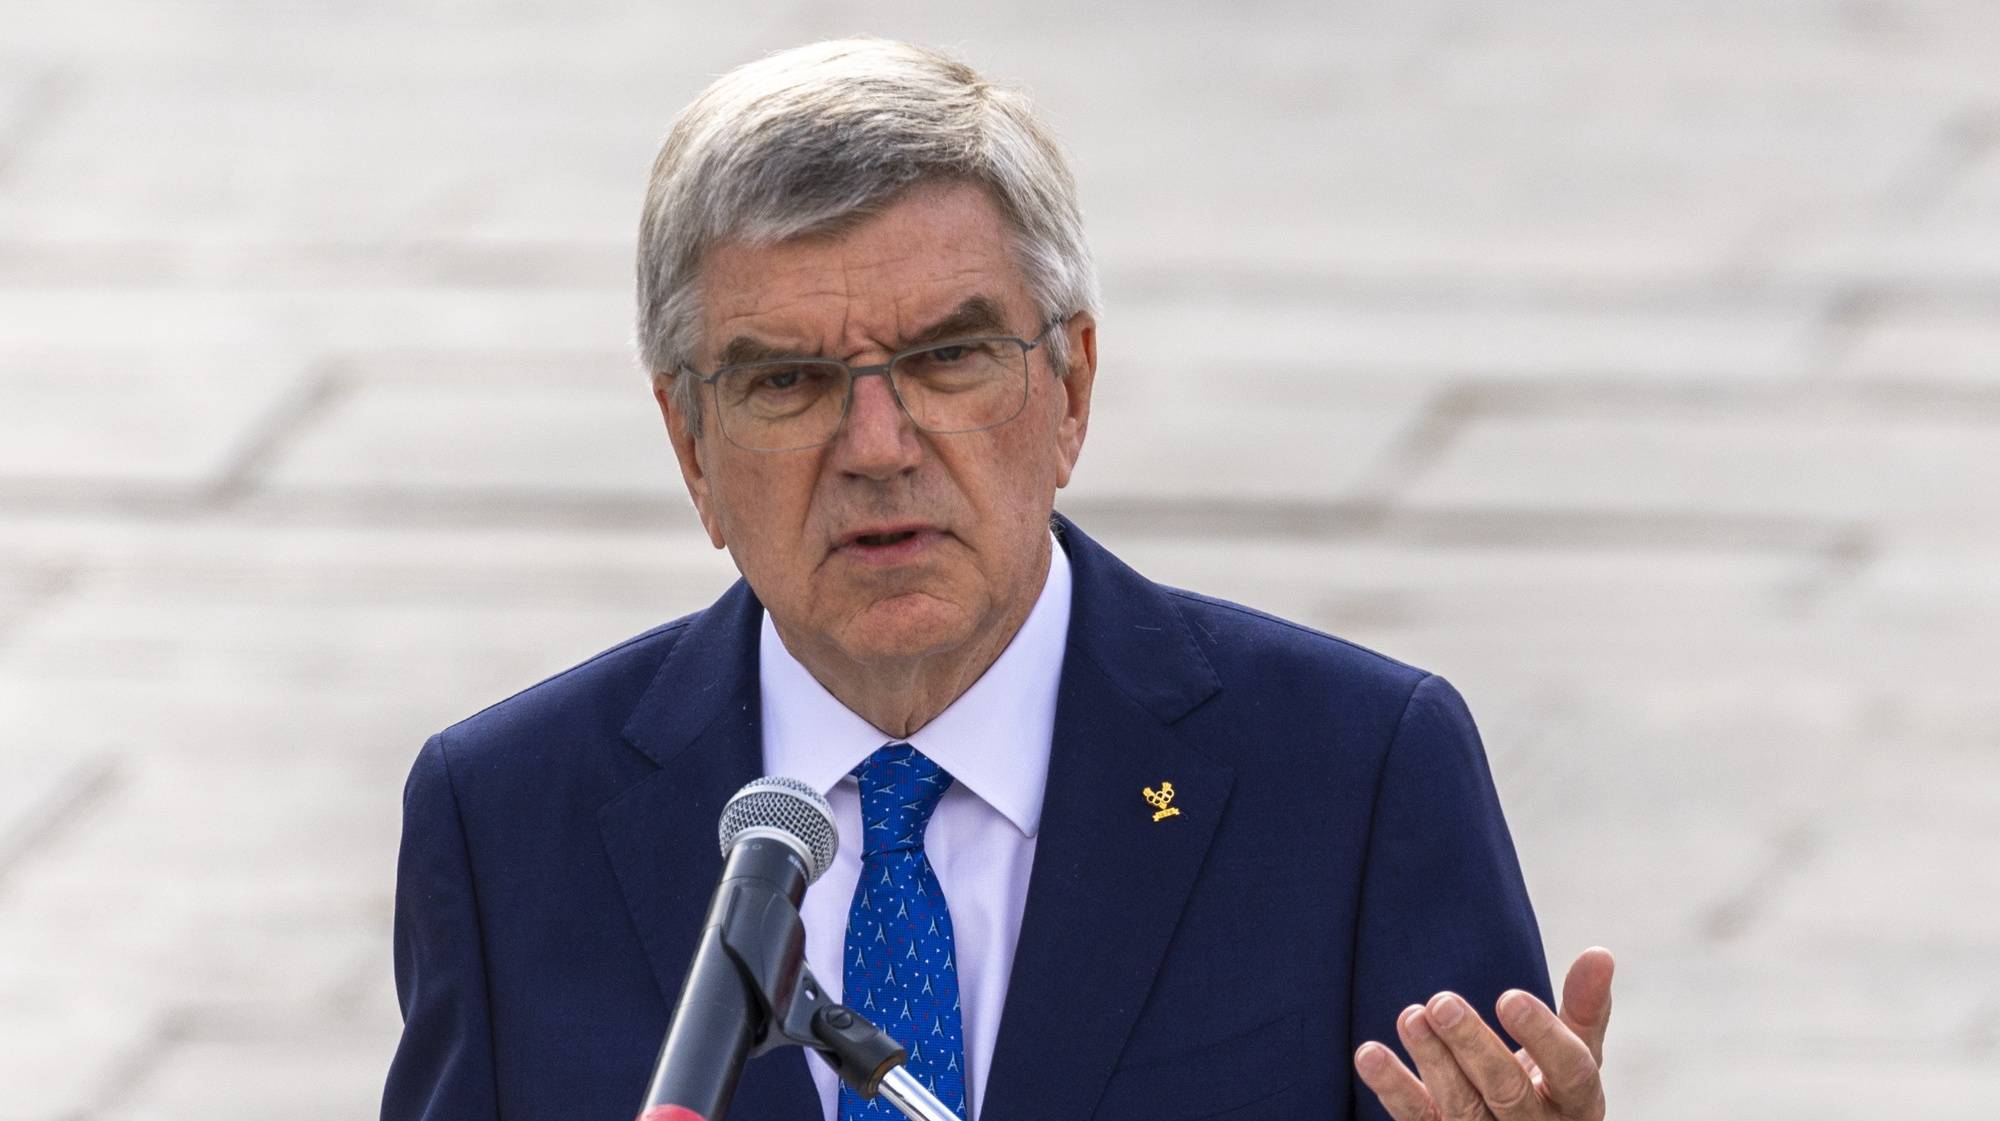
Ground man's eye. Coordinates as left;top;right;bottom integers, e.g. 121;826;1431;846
908;341;997;372
748;365;819;393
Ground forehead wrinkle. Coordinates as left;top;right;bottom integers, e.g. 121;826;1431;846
707;275;852;361
701;207;1023;363
885;266;1020;338
837;253;855;356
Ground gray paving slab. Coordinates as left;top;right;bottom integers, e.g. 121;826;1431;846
0;517;735;609
1944;140;2000;207
1425;20;1981;98
0;354;306;494
0;557;65;639
0;519;741;756
1638;1051;2000;1121
1849;532;2000;619
1754;828;2000;956
1397;407;2000;527
111;1023;423;1121
0;885;386;1043
0;999;156;1121
256;378;673;498
1834;301;2000;384
0;746;108;876
1093;531;1824;631
1770;210;2000;288
1094;212;1752;289
0;68;642;247
1516;730;1999;942
0;288;628;357
0;66;53;149
1108;291;1826;385
1360;612;1999;706
1068;20;1969;287
0;580;703;704
1614;945;1998;1050
1603;948;2000;1118
1069;400;1423;503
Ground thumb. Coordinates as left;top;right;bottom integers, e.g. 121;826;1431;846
1559;947;1615;1067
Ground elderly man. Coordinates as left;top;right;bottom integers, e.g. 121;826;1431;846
383;38;1614;1121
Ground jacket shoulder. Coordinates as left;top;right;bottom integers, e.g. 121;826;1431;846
426;611;699;783
1154;587;1492;841
1161;586;1432;703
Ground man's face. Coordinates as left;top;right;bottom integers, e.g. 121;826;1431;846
659;181;1095;673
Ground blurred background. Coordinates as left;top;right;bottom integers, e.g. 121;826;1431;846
2;1;1997;1117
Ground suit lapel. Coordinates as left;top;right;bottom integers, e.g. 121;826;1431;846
597;579;822;1119
980;517;1233;1121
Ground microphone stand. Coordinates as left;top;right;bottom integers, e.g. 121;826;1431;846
807;996;962;1121
869;1065;962;1121
656;882;962;1121
763;962;963;1121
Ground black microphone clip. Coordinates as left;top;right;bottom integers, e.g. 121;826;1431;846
713;884;907;1097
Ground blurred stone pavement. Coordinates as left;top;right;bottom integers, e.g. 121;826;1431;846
3;2;1998;1118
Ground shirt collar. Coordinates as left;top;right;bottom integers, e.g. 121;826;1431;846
759;533;1072;839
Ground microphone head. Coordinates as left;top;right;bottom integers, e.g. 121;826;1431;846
718;776;838;884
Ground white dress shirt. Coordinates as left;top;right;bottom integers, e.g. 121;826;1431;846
759;537;1072;1121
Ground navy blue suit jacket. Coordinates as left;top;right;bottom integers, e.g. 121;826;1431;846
383;516;1551;1121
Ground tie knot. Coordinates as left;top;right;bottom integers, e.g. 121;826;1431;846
851;743;953;857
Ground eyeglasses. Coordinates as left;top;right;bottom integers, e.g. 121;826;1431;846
679;321;1059;452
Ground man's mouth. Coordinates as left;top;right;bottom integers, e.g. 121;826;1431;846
853;530;919;547
836;525;941;564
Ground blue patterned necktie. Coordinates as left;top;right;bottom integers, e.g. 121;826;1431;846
841;743;968;1120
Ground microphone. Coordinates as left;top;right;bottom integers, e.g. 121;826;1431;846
637;776;838;1121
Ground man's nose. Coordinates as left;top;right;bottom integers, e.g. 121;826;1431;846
830;371;922;478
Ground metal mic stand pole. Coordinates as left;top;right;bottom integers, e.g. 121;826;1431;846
869;1064;962;1121
797;992;961;1121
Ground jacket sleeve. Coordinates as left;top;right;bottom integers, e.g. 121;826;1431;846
1348;674;1554;1121
382;732;501;1121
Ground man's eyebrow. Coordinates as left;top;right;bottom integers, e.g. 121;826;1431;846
714;334;804;370
710;295;1015;370
897;295;1013;349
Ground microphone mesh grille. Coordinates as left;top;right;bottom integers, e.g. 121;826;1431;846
718;776;838;884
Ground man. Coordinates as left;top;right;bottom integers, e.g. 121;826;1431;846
383;39;1614;1121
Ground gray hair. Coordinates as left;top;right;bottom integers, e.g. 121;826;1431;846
636;38;1100;435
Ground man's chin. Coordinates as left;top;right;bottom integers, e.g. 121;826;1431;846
834;593;978;663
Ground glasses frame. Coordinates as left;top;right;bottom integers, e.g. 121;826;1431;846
679;319;1063;452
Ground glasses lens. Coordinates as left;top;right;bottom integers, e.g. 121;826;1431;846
890;338;1030;433
713;361;849;451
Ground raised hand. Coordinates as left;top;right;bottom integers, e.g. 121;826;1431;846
1353;947;1614;1121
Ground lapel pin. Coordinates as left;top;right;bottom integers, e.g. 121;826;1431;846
1142;782;1181;822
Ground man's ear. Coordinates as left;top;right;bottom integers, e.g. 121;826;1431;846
1053;312;1096;490
655;380;727;549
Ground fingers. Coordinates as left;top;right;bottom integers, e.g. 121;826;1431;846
1558;947;1616;1066
1396;1002;1491;1119
1356;955;1618;1121
1352;1039;1440;1121
1495;989;1604;1119
1421;993;1538;1118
